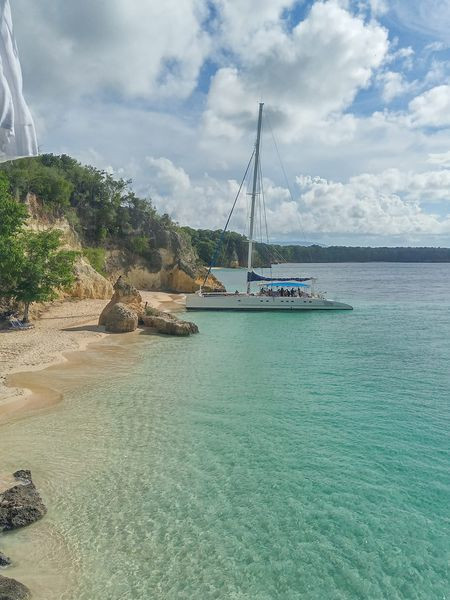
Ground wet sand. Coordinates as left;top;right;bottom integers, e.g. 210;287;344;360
0;291;185;424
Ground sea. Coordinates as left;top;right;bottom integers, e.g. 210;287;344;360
1;263;449;600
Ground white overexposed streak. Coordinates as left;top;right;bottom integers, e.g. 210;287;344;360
0;0;37;161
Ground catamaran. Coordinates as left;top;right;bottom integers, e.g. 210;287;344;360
186;103;352;311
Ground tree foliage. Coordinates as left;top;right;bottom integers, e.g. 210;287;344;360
15;230;77;320
0;183;77;321
0;154;175;264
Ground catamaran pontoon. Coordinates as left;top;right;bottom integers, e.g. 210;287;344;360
186;103;352;311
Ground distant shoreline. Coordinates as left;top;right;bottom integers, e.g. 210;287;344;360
183;227;450;267
212;260;450;269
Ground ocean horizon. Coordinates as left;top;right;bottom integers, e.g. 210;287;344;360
2;263;449;599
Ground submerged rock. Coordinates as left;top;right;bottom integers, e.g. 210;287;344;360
0;553;10;567
0;575;30;599
103;303;138;333
0;470;47;532
141;312;199;336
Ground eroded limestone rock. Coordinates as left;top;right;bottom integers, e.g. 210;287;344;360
141;311;199;336
99;277;142;327
103;303;138;333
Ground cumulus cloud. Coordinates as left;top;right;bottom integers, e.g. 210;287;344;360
379;71;412;102
409;85;450;128
204;0;389;140
146;156;247;230
12;0;210;102
145;156;450;242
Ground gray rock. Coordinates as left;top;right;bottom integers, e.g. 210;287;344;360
0;575;30;600
0;471;47;532
11;472;30;484
0;554;10;568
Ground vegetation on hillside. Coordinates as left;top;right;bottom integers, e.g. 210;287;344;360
0;154;180;273
0;175;77;321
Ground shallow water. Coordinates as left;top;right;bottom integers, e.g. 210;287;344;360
1;263;450;599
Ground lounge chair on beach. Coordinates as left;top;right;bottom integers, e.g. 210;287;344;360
8;317;34;330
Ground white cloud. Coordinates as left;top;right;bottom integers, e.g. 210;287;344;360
12;0;210;102
146;156;246;230
144;156;450;243
214;0;297;57
368;0;388;15
204;0;389;140
427;151;450;167
379;71;412;102
409;85;450;128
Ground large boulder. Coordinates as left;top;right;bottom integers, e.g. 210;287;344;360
103;303;138;333
0;471;46;532
141;312;199;337
0;575;30;599
99;277;142;326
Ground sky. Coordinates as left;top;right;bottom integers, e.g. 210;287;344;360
11;0;450;246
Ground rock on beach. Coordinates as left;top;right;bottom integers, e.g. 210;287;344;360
102;302;138;333
141;313;199;336
0;470;47;532
0;575;31;599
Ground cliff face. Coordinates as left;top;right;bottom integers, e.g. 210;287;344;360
25;194;113;300
24;194;224;296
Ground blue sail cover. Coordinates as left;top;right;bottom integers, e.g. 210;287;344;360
247;271;312;283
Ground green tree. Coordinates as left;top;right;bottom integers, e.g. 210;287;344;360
0;178;29;301
14;230;77;322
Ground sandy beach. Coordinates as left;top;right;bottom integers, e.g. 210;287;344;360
0;291;185;422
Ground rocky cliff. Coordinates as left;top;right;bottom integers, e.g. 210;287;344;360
25;193;113;300
23;193;223;298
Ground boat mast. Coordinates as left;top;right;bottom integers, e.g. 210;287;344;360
247;102;264;294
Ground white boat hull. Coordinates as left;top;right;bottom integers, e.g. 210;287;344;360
186;293;353;311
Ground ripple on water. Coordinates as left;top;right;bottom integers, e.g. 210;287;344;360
1;264;450;599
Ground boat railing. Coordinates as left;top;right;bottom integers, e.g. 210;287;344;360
199;291;244;297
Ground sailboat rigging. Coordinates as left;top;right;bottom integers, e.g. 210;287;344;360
186;103;353;311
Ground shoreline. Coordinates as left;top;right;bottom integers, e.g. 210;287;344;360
0;291;185;425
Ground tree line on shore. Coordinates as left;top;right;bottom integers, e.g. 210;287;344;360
181;228;450;267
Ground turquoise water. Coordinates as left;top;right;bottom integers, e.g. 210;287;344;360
2;263;450;599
